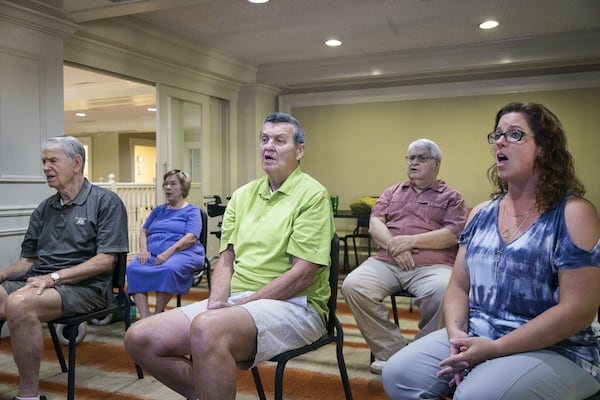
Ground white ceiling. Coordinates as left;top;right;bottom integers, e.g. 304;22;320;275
64;65;156;134
60;0;600;133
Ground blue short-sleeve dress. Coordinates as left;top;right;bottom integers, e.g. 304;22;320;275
126;203;205;295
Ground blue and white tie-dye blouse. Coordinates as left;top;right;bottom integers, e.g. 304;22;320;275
459;196;600;381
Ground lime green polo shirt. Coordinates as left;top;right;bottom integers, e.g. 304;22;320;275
219;167;334;322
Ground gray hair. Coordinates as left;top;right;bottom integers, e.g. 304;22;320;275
408;138;442;160
42;136;86;171
262;112;306;145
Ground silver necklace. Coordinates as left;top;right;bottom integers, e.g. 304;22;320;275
501;202;535;239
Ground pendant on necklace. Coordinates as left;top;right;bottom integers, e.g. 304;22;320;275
502;229;511;239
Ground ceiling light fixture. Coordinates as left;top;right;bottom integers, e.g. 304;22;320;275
147;107;157;112
479;20;499;30
325;39;342;47
75;112;86;117
248;0;269;3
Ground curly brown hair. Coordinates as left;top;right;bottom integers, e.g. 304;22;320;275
487;102;585;211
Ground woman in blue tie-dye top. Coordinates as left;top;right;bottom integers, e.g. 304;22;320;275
383;102;600;400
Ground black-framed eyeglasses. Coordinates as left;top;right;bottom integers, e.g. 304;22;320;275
405;155;435;163
487;129;531;144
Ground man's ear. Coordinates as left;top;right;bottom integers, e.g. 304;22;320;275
296;143;305;160
73;154;84;172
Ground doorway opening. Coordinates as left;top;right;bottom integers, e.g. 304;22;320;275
63;64;156;183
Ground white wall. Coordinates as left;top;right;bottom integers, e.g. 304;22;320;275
0;2;77;266
0;2;284;268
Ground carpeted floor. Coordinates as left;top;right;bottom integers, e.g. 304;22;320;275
0;272;420;399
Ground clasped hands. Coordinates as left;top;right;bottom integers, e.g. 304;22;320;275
437;334;496;386
387;235;417;270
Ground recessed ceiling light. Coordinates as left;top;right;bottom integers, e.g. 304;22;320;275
325;39;342;47
75;112;86;117
147;107;157;112
479;20;499;30
248;0;269;3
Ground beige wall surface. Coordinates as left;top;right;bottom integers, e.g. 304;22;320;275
294;87;600;211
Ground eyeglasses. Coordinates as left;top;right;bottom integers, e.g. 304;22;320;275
405;155;435;163
487;129;531;144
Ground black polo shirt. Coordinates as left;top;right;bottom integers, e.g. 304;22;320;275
21;179;128;299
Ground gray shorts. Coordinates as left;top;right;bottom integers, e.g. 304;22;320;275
179;291;326;369
1;280;109;316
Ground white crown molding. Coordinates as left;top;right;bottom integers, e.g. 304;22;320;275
0;0;79;37
279;70;600;113
64;34;244;102
70;16;258;85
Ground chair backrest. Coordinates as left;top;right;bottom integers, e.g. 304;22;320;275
352;213;370;235
199;207;208;249
113;252;132;310
325;234;340;335
113;252;128;289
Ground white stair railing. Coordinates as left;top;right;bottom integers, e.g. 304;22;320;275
96;183;156;255
96;182;202;255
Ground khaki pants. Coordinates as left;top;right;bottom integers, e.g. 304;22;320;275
341;257;452;361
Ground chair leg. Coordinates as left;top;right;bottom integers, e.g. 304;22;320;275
274;360;290;400
391;296;399;326
65;324;80;400
206;259;212;290
339;237;349;274
343;239;350;273
251;367;267;400
351;236;359;267
48;322;68;373
124;299;145;379
334;318;354;399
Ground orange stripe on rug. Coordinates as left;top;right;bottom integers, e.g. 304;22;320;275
237;364;387;400
0;370;150;400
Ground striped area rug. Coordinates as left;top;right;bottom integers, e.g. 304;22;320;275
0;276;420;399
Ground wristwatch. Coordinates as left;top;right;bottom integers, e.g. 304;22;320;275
50;272;61;286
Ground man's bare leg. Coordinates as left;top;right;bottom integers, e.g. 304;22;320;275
190;306;258;400
125;308;197;399
5;288;62;397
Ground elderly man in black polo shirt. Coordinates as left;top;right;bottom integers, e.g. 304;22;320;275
0;136;128;400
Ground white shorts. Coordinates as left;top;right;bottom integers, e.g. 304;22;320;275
178;291;326;369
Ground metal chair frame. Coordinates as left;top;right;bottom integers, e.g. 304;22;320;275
342;213;371;273
47;252;143;399
251;234;353;400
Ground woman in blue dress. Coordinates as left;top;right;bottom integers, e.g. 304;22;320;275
383;102;600;399
127;169;205;319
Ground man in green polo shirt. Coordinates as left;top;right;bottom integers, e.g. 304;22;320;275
125;112;335;400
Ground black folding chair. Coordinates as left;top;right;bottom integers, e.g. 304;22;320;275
251;234;353;399
47;252;143;400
